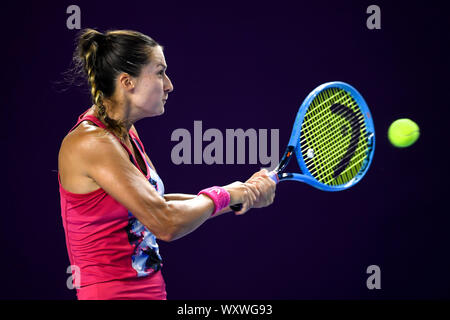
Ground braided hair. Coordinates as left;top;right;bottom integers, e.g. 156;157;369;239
73;28;160;140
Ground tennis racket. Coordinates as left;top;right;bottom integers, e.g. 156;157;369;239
231;81;375;211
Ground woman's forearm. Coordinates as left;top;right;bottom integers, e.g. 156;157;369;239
164;195;216;241
160;191;235;241
163;193;232;218
163;193;196;201
155;180;254;241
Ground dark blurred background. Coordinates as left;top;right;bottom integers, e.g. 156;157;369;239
1;0;449;299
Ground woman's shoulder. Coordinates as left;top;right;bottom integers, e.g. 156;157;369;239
58;122;105;193
58;120;130;193
62;121;125;160
59;112;131;173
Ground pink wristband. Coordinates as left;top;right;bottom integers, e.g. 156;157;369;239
197;186;231;216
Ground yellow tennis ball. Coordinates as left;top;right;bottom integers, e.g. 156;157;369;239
388;118;420;148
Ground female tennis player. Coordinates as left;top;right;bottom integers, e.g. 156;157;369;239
57;29;276;300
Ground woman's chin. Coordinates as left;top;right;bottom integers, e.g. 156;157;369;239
146;105;165;117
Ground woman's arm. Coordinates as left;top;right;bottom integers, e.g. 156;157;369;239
133;125;238;220
163;194;196;201
163;194;235;218
75;128;258;242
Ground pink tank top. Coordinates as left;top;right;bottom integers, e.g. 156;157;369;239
58;108;166;294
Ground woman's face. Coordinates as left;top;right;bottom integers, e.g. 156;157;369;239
128;46;173;117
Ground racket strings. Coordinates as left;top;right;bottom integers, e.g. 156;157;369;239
309;143;369;184
306;132;364;183
303;124;367;169
303;115;366;165
300;91;364;143
303;89;361;152
312;109;367;183
302;124;366;177
299;88;369;185
301;91;354;128
329;132;374;182
316;94;368;184
300;113;365;146
333;148;370;185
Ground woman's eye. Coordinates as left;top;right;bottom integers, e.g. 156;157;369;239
158;70;165;76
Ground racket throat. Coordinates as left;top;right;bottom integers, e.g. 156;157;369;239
275;146;295;174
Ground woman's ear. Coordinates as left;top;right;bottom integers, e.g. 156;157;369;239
118;73;135;91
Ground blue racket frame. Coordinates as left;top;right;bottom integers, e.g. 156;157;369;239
277;81;376;191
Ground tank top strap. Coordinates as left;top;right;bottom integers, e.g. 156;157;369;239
129;131;146;154
67;108;92;133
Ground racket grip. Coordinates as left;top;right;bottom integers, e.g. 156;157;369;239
230;171;279;212
268;170;280;184
230;203;243;212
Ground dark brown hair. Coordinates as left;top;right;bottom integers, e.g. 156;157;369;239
73;28;160;140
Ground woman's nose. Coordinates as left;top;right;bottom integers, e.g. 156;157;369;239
164;75;174;93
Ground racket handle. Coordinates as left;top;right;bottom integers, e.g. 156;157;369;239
230;171;279;212
268;170;280;184
230;203;243;212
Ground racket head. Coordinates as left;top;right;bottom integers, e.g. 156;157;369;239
285;81;375;191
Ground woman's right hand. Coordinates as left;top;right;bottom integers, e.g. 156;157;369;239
223;169;276;215
223;181;259;215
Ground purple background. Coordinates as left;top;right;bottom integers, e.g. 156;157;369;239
1;0;449;299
